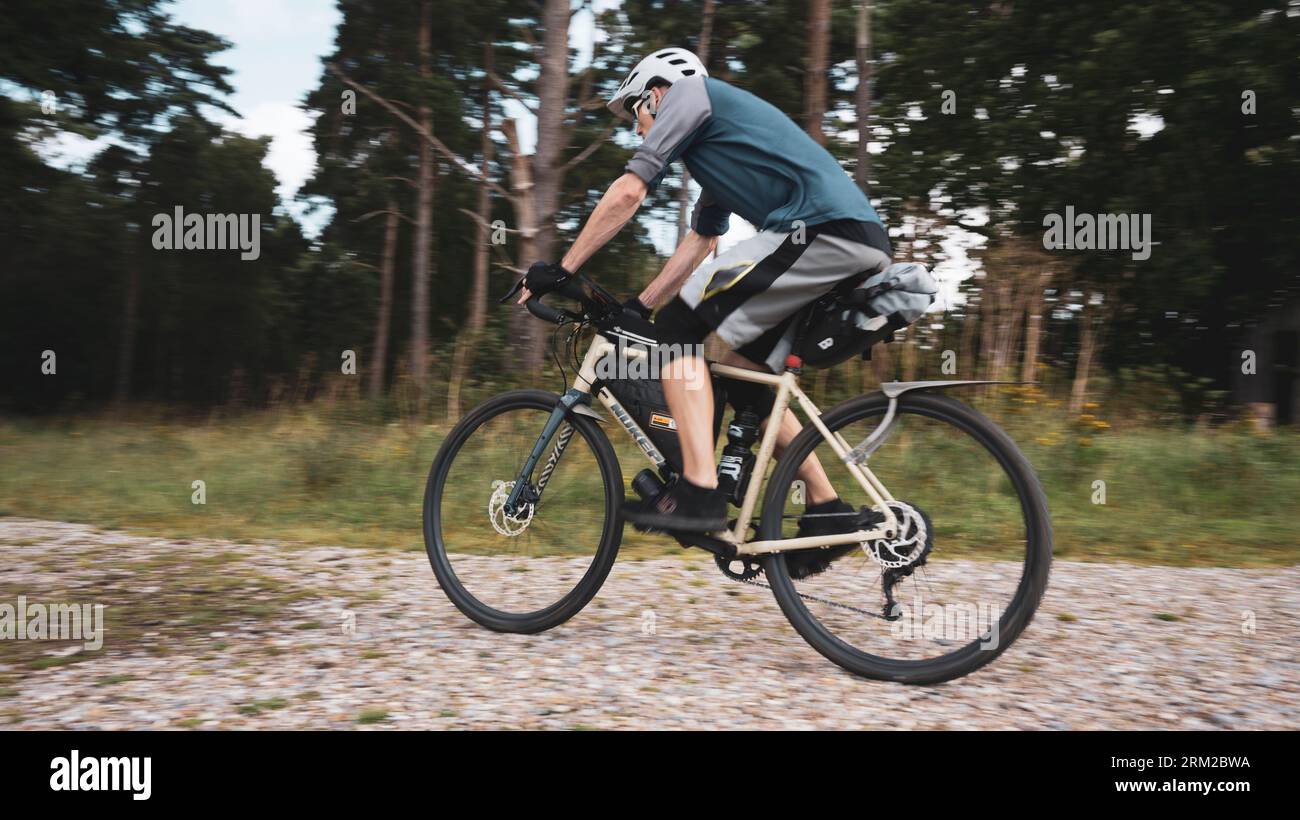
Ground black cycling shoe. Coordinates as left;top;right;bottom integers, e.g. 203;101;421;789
621;477;727;534
785;498;861;580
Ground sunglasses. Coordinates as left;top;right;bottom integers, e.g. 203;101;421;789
626;92;653;120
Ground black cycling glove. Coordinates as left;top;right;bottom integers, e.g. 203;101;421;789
623;297;652;320
522;261;573;298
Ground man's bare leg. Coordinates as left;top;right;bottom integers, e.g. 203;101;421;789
661;353;718;489
662;346;845;504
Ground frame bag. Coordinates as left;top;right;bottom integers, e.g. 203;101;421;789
598;346;726;474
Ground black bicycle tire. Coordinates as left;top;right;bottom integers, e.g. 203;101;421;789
759;390;1053;684
423;389;624;633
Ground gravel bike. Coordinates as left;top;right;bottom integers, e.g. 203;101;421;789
423;272;1052;684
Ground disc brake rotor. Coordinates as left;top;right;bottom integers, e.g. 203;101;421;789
487;480;535;536
866;501;931;569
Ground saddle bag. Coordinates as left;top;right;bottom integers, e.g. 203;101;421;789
795;262;939;369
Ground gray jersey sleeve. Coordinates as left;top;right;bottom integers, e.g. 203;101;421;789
690;188;732;237
624;74;712;192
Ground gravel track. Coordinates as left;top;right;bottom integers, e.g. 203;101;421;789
1;517;1296;730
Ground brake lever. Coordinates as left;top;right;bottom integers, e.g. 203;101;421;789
498;275;527;304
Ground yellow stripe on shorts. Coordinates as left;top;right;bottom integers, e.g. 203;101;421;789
701;260;758;301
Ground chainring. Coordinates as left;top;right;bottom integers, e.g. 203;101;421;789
713;518;763;580
714;553;764;581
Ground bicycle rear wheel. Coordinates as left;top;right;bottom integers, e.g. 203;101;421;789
423;389;623;633
759;390;1052;684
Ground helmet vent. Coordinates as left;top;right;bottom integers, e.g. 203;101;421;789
680;69;696;76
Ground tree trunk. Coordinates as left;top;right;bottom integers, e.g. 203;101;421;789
991;274;1024;386
676;0;715;243
112;253;139;412
676;176;691;245
978;274;1003;383
503;117;538;373
959;286;980;380
697;0;715;67
449;50;495;419
368;198;399;399
410;0;435;411
871;338;892;384
804;0;831;144
901;325;918;382
520;0;571;375
854;0;873;190
1022;266;1051;384
1070;302;1099;415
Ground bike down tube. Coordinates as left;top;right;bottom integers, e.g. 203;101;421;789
574;334;670;470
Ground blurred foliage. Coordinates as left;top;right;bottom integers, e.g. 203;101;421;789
1;0;1297;424
871;0;1300;408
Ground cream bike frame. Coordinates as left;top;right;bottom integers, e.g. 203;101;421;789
572;332;903;554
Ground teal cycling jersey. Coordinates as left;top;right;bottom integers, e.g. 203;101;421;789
625;75;883;237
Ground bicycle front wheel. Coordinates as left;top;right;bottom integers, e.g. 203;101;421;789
759;390;1052;684
423;389;623;633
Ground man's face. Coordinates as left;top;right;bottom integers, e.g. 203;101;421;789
632;86;668;139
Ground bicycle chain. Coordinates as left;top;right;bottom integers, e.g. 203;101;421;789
724;568;889;621
714;508;903;620
712;516;889;620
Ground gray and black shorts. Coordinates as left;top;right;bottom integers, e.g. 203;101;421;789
658;219;892;374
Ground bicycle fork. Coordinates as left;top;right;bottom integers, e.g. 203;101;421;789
501;389;590;517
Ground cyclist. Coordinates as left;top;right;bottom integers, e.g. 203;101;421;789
515;47;892;576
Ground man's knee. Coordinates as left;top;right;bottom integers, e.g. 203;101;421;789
654;304;777;417
653;297;710;363
720;376;776;420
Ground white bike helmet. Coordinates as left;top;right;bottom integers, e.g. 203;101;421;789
607;47;708;121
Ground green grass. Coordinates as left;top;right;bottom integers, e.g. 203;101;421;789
0;400;1297;567
239;697;290;715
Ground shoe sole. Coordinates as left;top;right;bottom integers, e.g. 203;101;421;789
786;543;859;579
620;506;727;534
